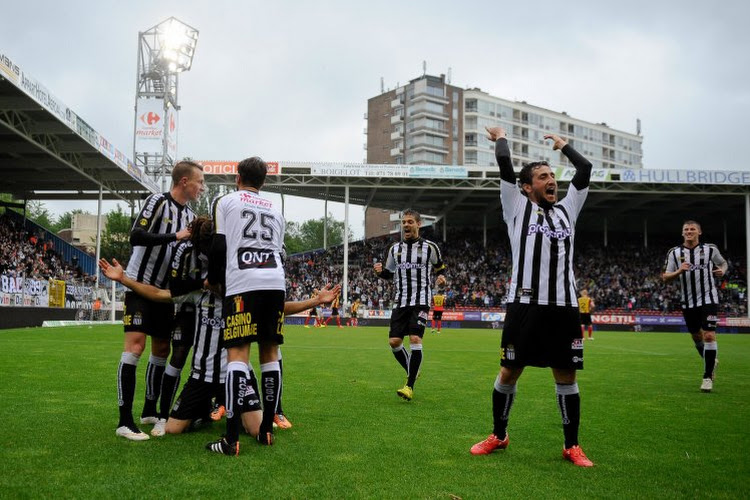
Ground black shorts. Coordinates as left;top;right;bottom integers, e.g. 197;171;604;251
432;310;443;321
331;307;339;316
350;311;358;319
171;378;261;421
172;304;196;347
501;303;583;370
222;290;285;348
170;378;218;421
123;292;174;339
309;307;318;317
580;313;592;326
682;304;719;334
389;306;430;338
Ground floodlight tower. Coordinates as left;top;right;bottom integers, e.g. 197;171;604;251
133;17;199;191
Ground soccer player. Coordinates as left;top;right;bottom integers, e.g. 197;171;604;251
99;256;340;440
374;209;446;401
431;287;446;334
206;156;286;455
116;160;204;441
304;289;321;328
347;298;361;327
578;289;594;340
662;220;727;392
325;292;343;328
470;126;594;467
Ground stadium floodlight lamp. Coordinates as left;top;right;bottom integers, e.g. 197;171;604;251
155;17;199;73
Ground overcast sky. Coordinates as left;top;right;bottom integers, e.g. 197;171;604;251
2;0;749;234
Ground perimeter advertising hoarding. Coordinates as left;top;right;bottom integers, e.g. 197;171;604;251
199;161;280;175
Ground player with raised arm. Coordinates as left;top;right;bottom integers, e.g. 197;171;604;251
470;126;594;467
116;160;204;441
100;255;339;441
374;209;446;401
206;156;286;455
662;220;728;392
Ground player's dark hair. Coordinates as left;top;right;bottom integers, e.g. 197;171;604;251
402;208;421;222
683;220;701;230
237;157;267;189
172;160;203;185
190;216;213;253
519;161;550;186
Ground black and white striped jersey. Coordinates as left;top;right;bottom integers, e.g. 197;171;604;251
174;290;226;384
501;178;588;307
383;238;446;308
213;189;286;295
126;192;195;289
664;243;726;309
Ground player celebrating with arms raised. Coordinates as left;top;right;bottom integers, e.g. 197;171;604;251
662;220;727;392
470;126;594;467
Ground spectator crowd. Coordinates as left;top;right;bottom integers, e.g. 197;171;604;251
0;213;91;283
284;228;747;317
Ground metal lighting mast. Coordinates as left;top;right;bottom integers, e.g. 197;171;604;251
133;17;199;191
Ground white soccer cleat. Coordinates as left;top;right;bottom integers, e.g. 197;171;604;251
140;416;159;425
151;418;167;437
700;378;713;392
116;425;150;441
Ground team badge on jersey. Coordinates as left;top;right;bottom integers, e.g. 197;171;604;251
504;345;516;361
139;218;148;226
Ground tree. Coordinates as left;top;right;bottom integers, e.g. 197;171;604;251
283;214;352;254
99;206;132;264
26;200;55;229
192;183;225;217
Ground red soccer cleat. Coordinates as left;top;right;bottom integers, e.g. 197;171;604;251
470;433;509;455
562;445;594;467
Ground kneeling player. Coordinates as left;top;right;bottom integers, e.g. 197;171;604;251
100;257;339;440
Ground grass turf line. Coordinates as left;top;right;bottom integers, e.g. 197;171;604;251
0;325;748;499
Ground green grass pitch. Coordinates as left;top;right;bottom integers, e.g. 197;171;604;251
0;325;749;499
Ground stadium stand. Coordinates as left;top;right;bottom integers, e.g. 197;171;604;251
285;229;747;317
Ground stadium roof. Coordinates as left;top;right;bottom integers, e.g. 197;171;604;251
0;53;157;202
202;161;750;240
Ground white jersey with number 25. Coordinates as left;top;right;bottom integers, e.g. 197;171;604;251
214;189;286;295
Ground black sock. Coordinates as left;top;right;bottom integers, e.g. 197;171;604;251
703;342;718;379
406;345;422;388
159;364;182;419
225;361;248;444
391;345;409;374
260;362;281;434
694;340;705;358
556;383;581;449
492;380;516;440
142;355;166;418
276;348;284;415
117;352;140;427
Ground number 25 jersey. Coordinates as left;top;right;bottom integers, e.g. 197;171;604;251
213;189;286;295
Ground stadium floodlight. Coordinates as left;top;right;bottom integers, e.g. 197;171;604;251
133;17;199;191
155;17;199;73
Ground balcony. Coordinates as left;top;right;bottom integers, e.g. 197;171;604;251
390;114;403;124
408;142;449;153
390;130;402;140
391;98;403;108
410;90;450;104
408;107;450;121
407;125;449;137
390;146;403;156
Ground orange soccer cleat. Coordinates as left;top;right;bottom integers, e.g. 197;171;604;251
470;433;509;455
210;404;226;421
273;413;293;429
562;445;594;467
